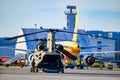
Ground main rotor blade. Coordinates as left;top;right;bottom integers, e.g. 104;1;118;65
1;37;71;46
81;45;109;49
57;30;120;41
0;38;47;46
4;28;120;41
5;30;47;40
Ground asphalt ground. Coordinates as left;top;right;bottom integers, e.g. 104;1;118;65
0;66;120;80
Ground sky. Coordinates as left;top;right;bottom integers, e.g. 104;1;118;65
0;0;120;37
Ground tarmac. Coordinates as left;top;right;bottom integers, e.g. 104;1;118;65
0;66;120;80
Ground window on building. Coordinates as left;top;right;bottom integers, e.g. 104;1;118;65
97;47;102;52
98;34;102;39
97;41;102;45
108;32;112;38
92;34;95;39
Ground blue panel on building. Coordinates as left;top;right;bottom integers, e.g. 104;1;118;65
0;38;16;58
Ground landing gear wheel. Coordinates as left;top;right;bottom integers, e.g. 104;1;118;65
30;68;33;72
35;67;38;72
61;69;64;73
20;64;24;68
6;64;9;67
61;68;64;73
30;67;35;72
